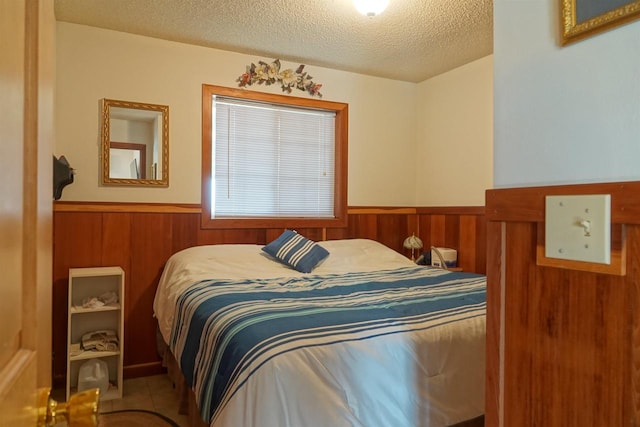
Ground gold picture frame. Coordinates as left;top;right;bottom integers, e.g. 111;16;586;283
561;0;640;45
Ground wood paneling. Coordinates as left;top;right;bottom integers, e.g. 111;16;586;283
417;208;486;273
101;213;131;270
52;212;104;381
127;214;173;375
52;202;486;385
485;181;640;427
484;221;502;427
630;226;640;422
171;214;200;253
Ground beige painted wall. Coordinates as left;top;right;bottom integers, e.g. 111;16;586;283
55;23;492;206
415;56;494;206
494;0;640;186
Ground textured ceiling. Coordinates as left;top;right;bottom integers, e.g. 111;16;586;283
54;0;493;83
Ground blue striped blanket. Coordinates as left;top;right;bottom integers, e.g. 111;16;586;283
169;266;486;424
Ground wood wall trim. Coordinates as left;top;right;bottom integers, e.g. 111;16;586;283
416;206;485;215
53;203;486;216
349;206;485;215
486;181;640;224
53;201;202;213
348;207;417;214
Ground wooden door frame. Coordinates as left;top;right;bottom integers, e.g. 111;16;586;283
0;0;54;425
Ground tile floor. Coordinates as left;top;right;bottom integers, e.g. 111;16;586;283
54;374;190;427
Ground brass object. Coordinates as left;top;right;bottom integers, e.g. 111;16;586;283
101;98;169;187
37;388;99;427
561;0;640;45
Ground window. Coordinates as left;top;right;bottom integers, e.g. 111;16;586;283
201;85;348;229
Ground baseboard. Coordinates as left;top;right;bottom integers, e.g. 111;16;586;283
123;361;166;379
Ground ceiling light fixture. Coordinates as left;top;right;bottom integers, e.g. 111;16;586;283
353;0;389;17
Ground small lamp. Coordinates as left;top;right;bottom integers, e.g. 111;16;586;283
353;0;389;17
403;233;423;261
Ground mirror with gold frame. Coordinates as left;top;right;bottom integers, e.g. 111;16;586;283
101;98;169;186
561;0;640;45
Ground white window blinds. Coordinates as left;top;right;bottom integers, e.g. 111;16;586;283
212;96;336;218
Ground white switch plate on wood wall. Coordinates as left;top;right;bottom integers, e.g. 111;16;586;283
545;194;611;264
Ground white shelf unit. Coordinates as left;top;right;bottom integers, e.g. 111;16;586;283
66;266;124;401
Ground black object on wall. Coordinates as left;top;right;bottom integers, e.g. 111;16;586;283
53;155;74;200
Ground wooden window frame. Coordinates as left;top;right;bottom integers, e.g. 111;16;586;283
201;84;348;229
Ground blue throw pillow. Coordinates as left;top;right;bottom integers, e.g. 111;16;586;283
262;230;329;273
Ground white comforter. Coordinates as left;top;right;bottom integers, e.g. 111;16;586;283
153;239;485;427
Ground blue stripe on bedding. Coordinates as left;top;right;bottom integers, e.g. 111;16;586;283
169;266;486;424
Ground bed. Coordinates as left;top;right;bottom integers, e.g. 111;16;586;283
153;236;486;427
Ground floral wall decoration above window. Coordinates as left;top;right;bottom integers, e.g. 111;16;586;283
237;59;323;98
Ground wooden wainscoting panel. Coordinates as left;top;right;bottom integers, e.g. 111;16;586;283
416;211;485;274
376;214;411;257
300;228;325;242
170;213;200;254
53;212;104;268
52;204;487;383
502;220;632;426
459;216;478;274
474;216;487;275
126;213;173;373
197;228;267;246
264;228;324;243
346;213;379;241
325;226;351;241
265;228;285;243
406;214;419;241
429;215;447;247
101;213;131;272
52;212;105;385
628;225;640;423
417;214;432;250
484;221;503;427
486;183;640;427
534;261;625;425
444;215;461;249
502;222;537;426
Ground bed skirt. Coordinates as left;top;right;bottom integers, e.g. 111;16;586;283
157;331;484;427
